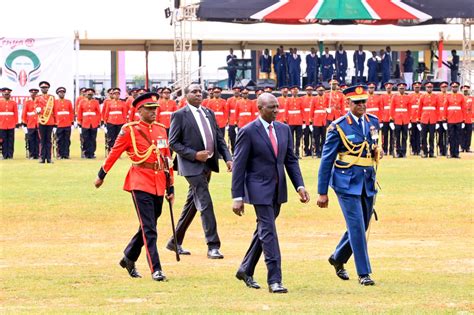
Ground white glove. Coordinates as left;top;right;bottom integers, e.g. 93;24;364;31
302;124;306;129
309;125;313;132
389;122;395;130
71;125;74;132
408;123;412;128
326;108;332;113
22;126;28;134
235;127;239;135
435;123;439;130
379;123;383;128
35;107;42;114
53;127;57;134
442;123;448;130
78;127;82;134
74;121;78;128
417;123;422;131
461;123;465;129
103;126;108;134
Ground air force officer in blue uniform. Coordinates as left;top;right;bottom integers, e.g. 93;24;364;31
232;93;310;293
317;85;383;286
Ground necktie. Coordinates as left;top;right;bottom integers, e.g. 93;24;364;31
197;108;214;157
358;117;364;134
268;125;278;156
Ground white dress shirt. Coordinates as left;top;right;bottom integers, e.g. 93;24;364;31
188;104;214;147
349;112;365;134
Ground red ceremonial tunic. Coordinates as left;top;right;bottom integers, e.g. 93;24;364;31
156;99;177;129
445;93;466;124
309;95;326;127
37;94;56;126
300;95;313;124
418;93;439;124
365;93;382;120
409;92;423;123
234;99;255;128
379;93;394;122
102;120;174;196
103;99;128;125
22;98;39;128
286;96;304;125
205;98;228;128
0;99;18;129
391;94;411;125
54;98;74;127
77;99;101;128
465;95;473;123
324;91;344;121
226;96;240;126
437;92;449;121
276;96;289;123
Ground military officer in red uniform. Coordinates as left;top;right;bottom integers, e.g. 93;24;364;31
461;85;472;152
324;79;344;126
77;88;101;159
365;83;382;120
391;82;411;157
409;82;423;155
287;86;305;158
276;86;289;123
94;92;174;282
206;87;228;137
234;88;255;129
102;88;128;152
156;87;177;134
125;88;138;112
418;82;439;158
226;86;241;153
54;87;74;159
380;82;395;155
202;86;214;108
0;87;18;159
437;82;449;156
309;84;327;157
301;84;314;156
37;81;56;163
252;88;264;119
22;88;40;159
445;82;466;158
75;87;87;115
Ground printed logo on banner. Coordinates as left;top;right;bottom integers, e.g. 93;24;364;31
4;49;41;87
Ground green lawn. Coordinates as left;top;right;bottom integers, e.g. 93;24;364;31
1;130;473;314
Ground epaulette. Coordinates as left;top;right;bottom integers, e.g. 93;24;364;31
122;121;139;129
333;115;347;125
365;113;379;121
153;122;167;129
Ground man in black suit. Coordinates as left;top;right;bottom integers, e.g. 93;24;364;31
167;83;233;259
232;93;310;293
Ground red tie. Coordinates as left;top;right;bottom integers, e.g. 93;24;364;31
268;124;278;156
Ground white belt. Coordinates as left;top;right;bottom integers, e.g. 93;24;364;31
384;106;390;109
214;112;224;116
448;106;461;110
395;108;408;112
411;105;419;109
109;111;122;115
239;112;251;116
57;111;70;115
27;112;36;116
314;110;325;114
304;108;310;112
83;112;96;116
0;112;14;116
288;110;301;114
366;108;378;112
423;106;436;110
159;111;172;115
279;109;286;112
440;107;444;111
230;109;235;113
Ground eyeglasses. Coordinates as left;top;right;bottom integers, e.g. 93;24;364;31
353;100;366;105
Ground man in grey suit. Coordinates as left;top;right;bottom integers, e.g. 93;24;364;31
166;83;233;259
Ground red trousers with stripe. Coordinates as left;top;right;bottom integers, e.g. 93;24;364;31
125;190;164;273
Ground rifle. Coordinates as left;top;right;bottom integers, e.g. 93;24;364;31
80;128;85;158
104;125;109;157
163;156;180;262
52;130;58;159
25;129;29;158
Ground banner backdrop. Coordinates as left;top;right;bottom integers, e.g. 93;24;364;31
0;37;74;105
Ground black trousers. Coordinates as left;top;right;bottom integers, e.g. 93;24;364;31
125;190;164;273
421;124;436;156
381;122;394;154
312;125;326;157
27;128;40;158
239;198;282;285
82;127;97;158
56;127;71;158
395;124;408;157
106;123;123;152
303;126;312;156
289;125;302;157
0;128;14;159
437;126;447;156
228;125;237;154
39;125;53;161
410;124;421;154
448;123;462;157
462;123;472;151
170;168;220;249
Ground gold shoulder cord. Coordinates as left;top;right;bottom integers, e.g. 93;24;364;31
38;96;54;125
335;124;369;169
127;125;158;164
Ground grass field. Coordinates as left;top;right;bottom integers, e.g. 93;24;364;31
1;130;473;314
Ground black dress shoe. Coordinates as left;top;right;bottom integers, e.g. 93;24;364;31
207;248;224;259
46;159;53;164
119;256;142;278
268;282;288;293
166;242;191;255
328;256;349;280
39;159;46;164
429;154;436;158
359;275;375;286
235;270;260;289
152;270;167;281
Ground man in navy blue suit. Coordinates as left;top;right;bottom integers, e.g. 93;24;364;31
317;85;383;286
353;45;366;83
288;48;302;88
259;48;272;79
232;93;310;294
306;47;319;86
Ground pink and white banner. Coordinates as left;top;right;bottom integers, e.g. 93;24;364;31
0;37;74;105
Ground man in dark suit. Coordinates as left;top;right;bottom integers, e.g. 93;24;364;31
166;83;233;259
259;48;272;79
226;49;238;89
231;93;310;293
